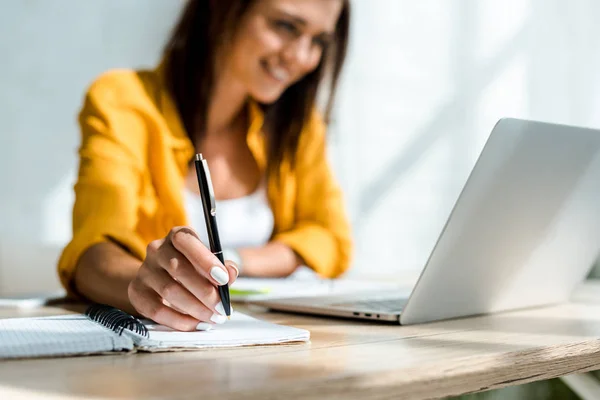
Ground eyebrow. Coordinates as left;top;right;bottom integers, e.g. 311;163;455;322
277;10;336;38
279;11;308;26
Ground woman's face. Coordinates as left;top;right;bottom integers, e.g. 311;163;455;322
224;0;343;104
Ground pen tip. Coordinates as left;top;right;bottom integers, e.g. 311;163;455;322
195;153;203;161
227;316;231;320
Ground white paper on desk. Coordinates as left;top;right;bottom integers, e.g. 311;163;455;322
0;290;67;308
231;267;404;302
136;312;309;350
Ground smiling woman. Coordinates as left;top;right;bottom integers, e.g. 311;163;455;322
165;0;350;177
57;0;352;331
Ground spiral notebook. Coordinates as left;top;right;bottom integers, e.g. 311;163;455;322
0;305;310;360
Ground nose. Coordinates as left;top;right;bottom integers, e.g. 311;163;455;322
281;36;314;70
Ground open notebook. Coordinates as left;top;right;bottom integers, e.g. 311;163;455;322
0;306;309;360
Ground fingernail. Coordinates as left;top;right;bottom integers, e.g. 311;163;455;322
210;313;227;324
174;229;191;242
210;266;229;285
228;262;240;278
215;301;225;316
196;322;212;331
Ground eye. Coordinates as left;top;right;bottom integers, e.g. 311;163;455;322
273;19;300;36
312;36;330;49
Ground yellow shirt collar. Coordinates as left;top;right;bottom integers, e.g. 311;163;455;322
154;61;267;172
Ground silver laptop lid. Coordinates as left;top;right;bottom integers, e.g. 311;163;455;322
401;118;600;325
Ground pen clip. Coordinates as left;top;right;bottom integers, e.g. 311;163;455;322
201;158;217;215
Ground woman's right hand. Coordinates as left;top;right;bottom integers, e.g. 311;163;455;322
128;226;239;331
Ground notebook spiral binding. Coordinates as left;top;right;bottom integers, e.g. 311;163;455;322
85;304;149;339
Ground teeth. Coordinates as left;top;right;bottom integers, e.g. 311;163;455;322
269;66;289;81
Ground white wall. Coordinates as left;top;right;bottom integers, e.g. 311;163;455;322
332;0;600;279
1;0;600;293
0;0;185;294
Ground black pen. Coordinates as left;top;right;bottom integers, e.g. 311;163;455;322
194;153;232;319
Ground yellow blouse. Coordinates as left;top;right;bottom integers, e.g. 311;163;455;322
58;64;353;295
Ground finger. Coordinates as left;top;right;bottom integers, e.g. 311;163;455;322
169;227;230;287
129;282;199;331
158;299;214;331
224;260;239;284
154;243;228;319
139;264;218;324
162;298;186;315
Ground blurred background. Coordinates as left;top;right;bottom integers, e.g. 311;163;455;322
1;0;600;294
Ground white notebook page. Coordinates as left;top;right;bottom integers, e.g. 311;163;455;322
0;315;133;359
137;312;310;350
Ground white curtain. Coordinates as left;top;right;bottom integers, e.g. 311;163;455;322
330;0;600;278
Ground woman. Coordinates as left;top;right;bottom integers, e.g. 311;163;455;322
58;0;352;331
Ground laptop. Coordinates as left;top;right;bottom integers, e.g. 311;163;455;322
252;118;600;324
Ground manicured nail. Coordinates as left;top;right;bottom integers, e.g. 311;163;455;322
215;301;225;316
210;313;227;324
196;322;212;331
228;262;240;278
210;266;229;285
174;229;193;242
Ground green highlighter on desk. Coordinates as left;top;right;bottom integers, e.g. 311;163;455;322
229;286;272;302
230;268;339;302
229;278;278;301
230;287;271;297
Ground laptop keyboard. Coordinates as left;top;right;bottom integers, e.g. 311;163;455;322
329;297;408;313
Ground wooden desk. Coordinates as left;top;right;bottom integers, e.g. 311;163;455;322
1;285;600;400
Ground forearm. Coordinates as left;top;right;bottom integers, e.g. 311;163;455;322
237;241;302;277
73;241;141;315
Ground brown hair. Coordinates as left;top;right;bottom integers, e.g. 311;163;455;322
163;0;350;175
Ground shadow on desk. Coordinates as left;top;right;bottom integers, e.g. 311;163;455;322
0;336;592;400
264;302;600;338
2;301;600;399
452;378;580;400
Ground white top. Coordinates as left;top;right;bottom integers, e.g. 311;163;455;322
183;185;274;249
